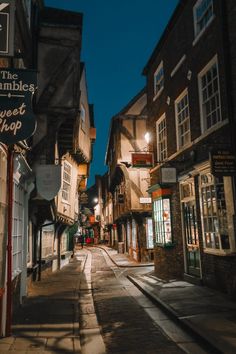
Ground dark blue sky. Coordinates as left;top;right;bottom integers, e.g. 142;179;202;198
45;0;179;186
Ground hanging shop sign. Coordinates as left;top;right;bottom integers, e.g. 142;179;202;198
0;68;37;144
132;153;153;168
139;197;152;204
118;194;124;204
210;149;236;176
36;165;61;201
0;1;15;56
79;192;88;204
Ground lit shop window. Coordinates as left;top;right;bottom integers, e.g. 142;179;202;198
199;172;230;251
12;182;24;277
151;186;173;247
0;148;7;287
146;218;154;249
132;219;137;248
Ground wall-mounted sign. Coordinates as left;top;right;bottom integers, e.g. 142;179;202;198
132;153;153;168
80;192;88;204
0;1;15;56
161;167;177;183
210;149;236;176
36;165;61;201
139;197;152;204
0;69;37;144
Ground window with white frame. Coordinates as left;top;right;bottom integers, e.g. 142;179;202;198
175;89;191;149
42;230;54;258
153;198;172;246
0;148;7;287
198;56;221;132
80;104;86;131
156;114;167;162
193;0;214;38
199;172;234;252
154;61;164;98
12;182;24;277
146;218;154;249
62;161;72;202
131;219;137;248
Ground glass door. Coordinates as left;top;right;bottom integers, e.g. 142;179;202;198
181;180;201;277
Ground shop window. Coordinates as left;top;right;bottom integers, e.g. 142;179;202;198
0;148;7;287
146;218;154;249
131;219;137;248
12;182;24;277
151;186;173;247
42;229;54;258
198;55;222;132
199;172;232;252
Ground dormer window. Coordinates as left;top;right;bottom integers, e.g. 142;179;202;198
154;61;164;99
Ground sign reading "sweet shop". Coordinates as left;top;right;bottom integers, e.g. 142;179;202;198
0;69;37;144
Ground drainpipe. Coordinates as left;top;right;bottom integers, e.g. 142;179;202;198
6;148;14;337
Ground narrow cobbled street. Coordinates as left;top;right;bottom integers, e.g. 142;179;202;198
0;246;211;353
90;247;185;354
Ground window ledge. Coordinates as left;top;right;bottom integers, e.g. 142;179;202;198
153;86;164;101
195;119;229;144
203;248;236;256
192;15;215;47
155;242;175;249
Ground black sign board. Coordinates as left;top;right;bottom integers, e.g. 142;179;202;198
0;69;37;144
0;1;14;56
80;192;88;205
210;149;236;176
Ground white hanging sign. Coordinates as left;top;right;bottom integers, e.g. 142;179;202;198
36;165;61;201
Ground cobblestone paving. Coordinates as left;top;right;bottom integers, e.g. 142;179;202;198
90;248;185;354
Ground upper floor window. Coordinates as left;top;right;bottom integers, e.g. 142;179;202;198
154;61;164;98
156;114;167;162
193;0;214;38
62;161;71;202
175;89;191;149
198;56;221;132
80;104;86;131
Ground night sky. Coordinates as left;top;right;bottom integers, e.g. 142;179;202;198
45;0;179;186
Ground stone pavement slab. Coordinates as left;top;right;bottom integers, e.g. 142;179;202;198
100;245;236;354
0;251;88;353
128;272;236;354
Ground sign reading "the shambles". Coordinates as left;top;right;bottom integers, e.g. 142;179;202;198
0;69;37;144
